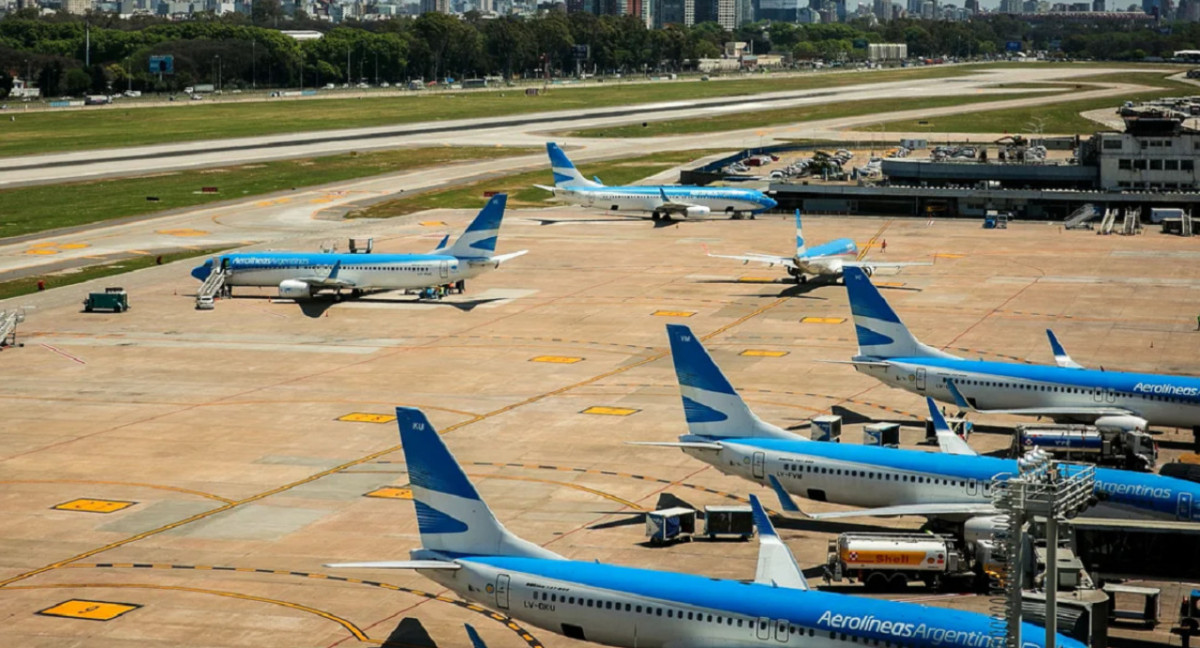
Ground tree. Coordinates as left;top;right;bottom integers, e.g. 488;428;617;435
65;67;90;95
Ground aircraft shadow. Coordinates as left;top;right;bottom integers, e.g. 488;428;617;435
772;516;906;535
355;296;508;312
529;216;700;229
381;617;438;648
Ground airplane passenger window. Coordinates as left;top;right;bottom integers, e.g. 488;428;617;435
737;619;744;627
707;615;713;622
636;605;642;613
625;603;631;611
568;597;574;604
657;608;663;616
606;601;613;609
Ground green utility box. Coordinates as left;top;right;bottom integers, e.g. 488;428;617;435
83;287;130;313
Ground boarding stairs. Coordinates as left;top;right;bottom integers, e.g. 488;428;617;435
196;264;227;305
1184;211;1195;237
1063;203;1097;230
1098;208;1119;235
1120;208;1142;235
0;308;25;348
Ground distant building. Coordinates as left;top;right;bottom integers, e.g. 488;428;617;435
758;0;801;21
420;0;449;11
654;0;685;24
868;42;908;60
872;0;891;19
64;0;92;12
1000;0;1022;10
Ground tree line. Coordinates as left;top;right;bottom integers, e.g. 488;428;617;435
0;8;1192;98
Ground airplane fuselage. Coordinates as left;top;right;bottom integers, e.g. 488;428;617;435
194;252;488;292
556;185;772;216
794;238;859;277
683;437;1200;522
419;554;1067;648
857;356;1200;429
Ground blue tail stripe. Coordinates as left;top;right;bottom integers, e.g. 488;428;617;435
666;324;737;396
546;143;576;170
854;325;895;347
682;396;728;423
844;267;902;324
414;500;470;534
396;407;480;502
1047;329;1068;357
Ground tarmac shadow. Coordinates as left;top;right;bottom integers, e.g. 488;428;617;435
382;617;437;648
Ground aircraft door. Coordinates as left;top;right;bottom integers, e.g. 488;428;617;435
756;617;771;641
1179;492;1194;521
1093;388;1104;403
439;260;449;279
774;619;789;642
753;452;765;480
1105;389;1117;403
495;574;510;610
967;479;978;496
916;368;927;392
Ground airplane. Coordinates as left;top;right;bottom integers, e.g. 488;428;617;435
536;143;777;221
706;209;929;284
841;266;1200;432
189;194;526;300
326;406;1081;648
634;324;1200;524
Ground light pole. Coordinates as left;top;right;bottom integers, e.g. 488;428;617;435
252;40;257;90
126;57;132;93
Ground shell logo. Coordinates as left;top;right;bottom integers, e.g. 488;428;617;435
848;551;859;561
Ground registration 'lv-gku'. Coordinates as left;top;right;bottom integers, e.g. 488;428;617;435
190;194;525;300
326;407;1081;648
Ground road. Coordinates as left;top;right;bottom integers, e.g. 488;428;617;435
0;65;1150;286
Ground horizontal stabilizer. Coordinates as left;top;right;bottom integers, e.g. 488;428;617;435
927;397;976;456
750;494;809;591
627;441;725;451
488;250;529;268
324;560;462;570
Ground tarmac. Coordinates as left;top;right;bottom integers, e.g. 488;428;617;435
1;206;1197;647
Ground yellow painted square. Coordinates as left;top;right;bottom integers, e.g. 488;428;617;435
801;317;846;324
38;599;140;621
337;413;397;424
652;310;695;317
58;243;91;249
740;349;789;357
420;221;447;227
530;356;583;364
365;487;413;499
53;499;136;514
582;406;640;416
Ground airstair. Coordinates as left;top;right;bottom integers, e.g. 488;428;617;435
1120;208;1142;235
196;264;227;307
0;308;26;348
1184;210;1194;237
1097;208;1118;235
1062;204;1096;230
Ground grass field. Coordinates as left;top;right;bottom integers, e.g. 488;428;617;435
0;146;530;240
879;70;1195;134
352;149;719;219
560;90;1058;138
0;247;232;302
0;65;1000;158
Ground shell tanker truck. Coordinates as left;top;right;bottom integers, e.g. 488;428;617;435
826;533;977;592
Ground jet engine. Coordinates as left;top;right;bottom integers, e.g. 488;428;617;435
1094;415;1149;433
861;266;875;277
684;205;711;218
278;279;313;300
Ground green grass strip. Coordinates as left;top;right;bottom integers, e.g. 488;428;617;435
0;247;233;302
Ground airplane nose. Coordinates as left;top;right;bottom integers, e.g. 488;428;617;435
762;197;778;210
190;260;212;281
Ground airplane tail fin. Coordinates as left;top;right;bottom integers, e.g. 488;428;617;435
794;209;807;257
843;267;956;360
396;407;563;560
666;324;801;440
546;143;602;189
445;194;508;259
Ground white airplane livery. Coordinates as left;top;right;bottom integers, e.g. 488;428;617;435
537;143;777;221
638;324;1200;524
842;267;1200;431
190;194;525;300
707;210;928;283
328;407;1082;648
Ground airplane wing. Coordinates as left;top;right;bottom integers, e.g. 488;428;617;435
655;187;707;216
323;560;461;570
926;397;977;456
1047;329;1084;369
749;494;809;591
302;261;357;288
842;260;932;269
767;475;995;519
627;441;725;451
533;184;557;194
705;248;798;269
946;379;1135;418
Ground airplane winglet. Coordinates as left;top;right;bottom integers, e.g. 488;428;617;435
659;187;670;202
926;397;976;456
945;379;972;411
767;474;802;514
328;260;341;281
1047;329;1084;369
749;494;809;590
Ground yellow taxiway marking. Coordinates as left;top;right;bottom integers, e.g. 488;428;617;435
24;249;58;255
38;599;140;621
874;281;906;287
740;349;789;357
337;412;397;424
30;241;58;248
58;243;90;250
801;317;846;324
2;479;234;504
935;253;965;259
420;221;447;227
737;276;776;283
652;310;695;317
365;487;412;500
156;229;209;237
53;499;136;514
581;406;639;416
530;356;583;364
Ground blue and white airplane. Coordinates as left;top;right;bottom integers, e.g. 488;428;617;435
537;143;777;221
639;324;1200;523
707;210;928;283
327;406;1081;648
190;194;525;300
842;267;1200;432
